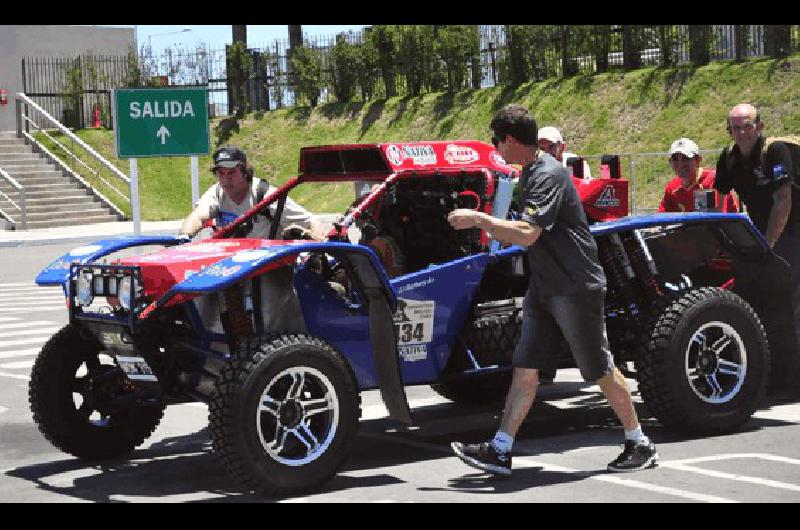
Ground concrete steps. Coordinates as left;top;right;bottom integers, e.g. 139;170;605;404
0;136;121;229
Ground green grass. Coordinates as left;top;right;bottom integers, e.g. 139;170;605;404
35;54;800;219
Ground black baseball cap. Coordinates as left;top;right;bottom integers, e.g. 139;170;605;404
212;146;247;169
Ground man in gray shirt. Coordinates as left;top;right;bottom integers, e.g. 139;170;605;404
448;105;658;475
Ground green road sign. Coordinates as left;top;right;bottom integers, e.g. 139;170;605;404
113;88;210;158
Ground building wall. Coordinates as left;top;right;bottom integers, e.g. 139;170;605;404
0;25;135;131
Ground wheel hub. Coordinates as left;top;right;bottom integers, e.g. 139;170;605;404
697;350;719;375
278;400;303;428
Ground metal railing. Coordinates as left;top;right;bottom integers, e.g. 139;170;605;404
0;166;27;229
15;92;129;221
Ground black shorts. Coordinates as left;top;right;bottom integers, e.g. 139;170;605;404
512;289;615;382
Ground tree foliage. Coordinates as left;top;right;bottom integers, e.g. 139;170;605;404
291;45;323;107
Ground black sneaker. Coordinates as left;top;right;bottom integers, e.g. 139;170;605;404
607;440;659;472
451;441;512;476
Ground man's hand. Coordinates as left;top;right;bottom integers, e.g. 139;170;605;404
448;209;485;230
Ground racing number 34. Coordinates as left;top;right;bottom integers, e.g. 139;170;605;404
395;323;426;343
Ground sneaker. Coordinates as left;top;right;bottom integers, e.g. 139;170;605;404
451;441;512;476
607;440;659;472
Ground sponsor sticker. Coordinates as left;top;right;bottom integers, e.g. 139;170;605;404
445;144;480;165
69;245;103;257
116;355;158;381
594;185;621;207
399;344;428;362
385;144;404;165
231;249;279;263
203;264;242;278
393;299;435;362
402;145;437;166
490;151;509;166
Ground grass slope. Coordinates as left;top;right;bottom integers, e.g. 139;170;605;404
35;55;799;220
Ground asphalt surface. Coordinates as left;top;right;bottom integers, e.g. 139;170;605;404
1;238;800;503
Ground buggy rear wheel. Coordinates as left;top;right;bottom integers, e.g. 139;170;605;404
209;335;360;497
635;288;769;434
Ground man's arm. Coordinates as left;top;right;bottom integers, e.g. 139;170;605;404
448;209;542;247
765;182;792;248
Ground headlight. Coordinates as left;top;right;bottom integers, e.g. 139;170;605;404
76;274;94;307
118;276;139;310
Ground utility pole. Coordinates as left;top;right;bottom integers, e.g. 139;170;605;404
229;25;248;117
287;26;303;96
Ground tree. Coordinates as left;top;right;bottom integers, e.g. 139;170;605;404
368;25;398;98
330;34;360;102
291;45;323;107
764;25;791;59
689;25;711;66
435;25;478;92
227;42;253;118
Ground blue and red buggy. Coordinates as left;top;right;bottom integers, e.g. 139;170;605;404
32;141;794;495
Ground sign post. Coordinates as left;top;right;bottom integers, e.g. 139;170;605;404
113;87;210;235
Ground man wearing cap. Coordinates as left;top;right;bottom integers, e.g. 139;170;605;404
658;138;739;213
538;126;593;179
181;146;323;335
181;146;322;240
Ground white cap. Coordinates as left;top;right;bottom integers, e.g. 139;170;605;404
668;138;700;158
538;126;564;144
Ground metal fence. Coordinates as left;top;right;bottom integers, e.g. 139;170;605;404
21;25;800;124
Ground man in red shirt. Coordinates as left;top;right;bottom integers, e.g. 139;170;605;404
658;138;739;213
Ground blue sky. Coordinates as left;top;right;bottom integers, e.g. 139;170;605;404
128;25;367;55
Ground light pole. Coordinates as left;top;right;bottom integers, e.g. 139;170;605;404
147;27;192;53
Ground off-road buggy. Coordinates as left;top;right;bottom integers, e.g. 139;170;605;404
32;141;795;495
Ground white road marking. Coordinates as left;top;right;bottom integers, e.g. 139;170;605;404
754;404;800;423
0;348;41;359
0;316;21;323
659;453;800;493
0;282;47;288
0;360;33;369
0;300;65;308
0;321;59;331
0;305;64;313
0;371;30;381
361;432;737;503
0;327;61;339
0;405;7;414
1;336;55;348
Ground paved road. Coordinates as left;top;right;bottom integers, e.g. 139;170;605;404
1;242;800;502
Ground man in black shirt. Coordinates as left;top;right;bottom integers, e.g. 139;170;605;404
714;103;800;353
448;105;658;476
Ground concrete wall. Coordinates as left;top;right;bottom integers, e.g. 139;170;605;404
0;25;135;131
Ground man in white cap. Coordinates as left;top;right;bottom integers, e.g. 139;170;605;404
538;126;593;179
658;137;739;213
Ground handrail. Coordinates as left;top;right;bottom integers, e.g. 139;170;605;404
0;166;28;229
15;92;129;184
22;116;128;202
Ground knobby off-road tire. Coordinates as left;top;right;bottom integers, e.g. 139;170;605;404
209;334;361;497
431;312;521;405
28;324;165;459
635;287;769;435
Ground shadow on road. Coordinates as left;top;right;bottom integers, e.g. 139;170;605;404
5;391;797;501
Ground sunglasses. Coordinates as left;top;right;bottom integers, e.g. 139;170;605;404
491;135;503;148
670;154;695;162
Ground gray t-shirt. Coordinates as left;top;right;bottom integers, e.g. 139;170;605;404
519;153;606;299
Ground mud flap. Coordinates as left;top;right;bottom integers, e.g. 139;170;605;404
346;253;414;425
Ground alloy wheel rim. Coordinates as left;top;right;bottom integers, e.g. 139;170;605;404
684;321;747;404
256;366;339;466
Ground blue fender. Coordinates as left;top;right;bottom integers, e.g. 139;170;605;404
35;235;189;288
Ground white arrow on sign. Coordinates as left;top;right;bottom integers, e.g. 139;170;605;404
156;125;171;145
